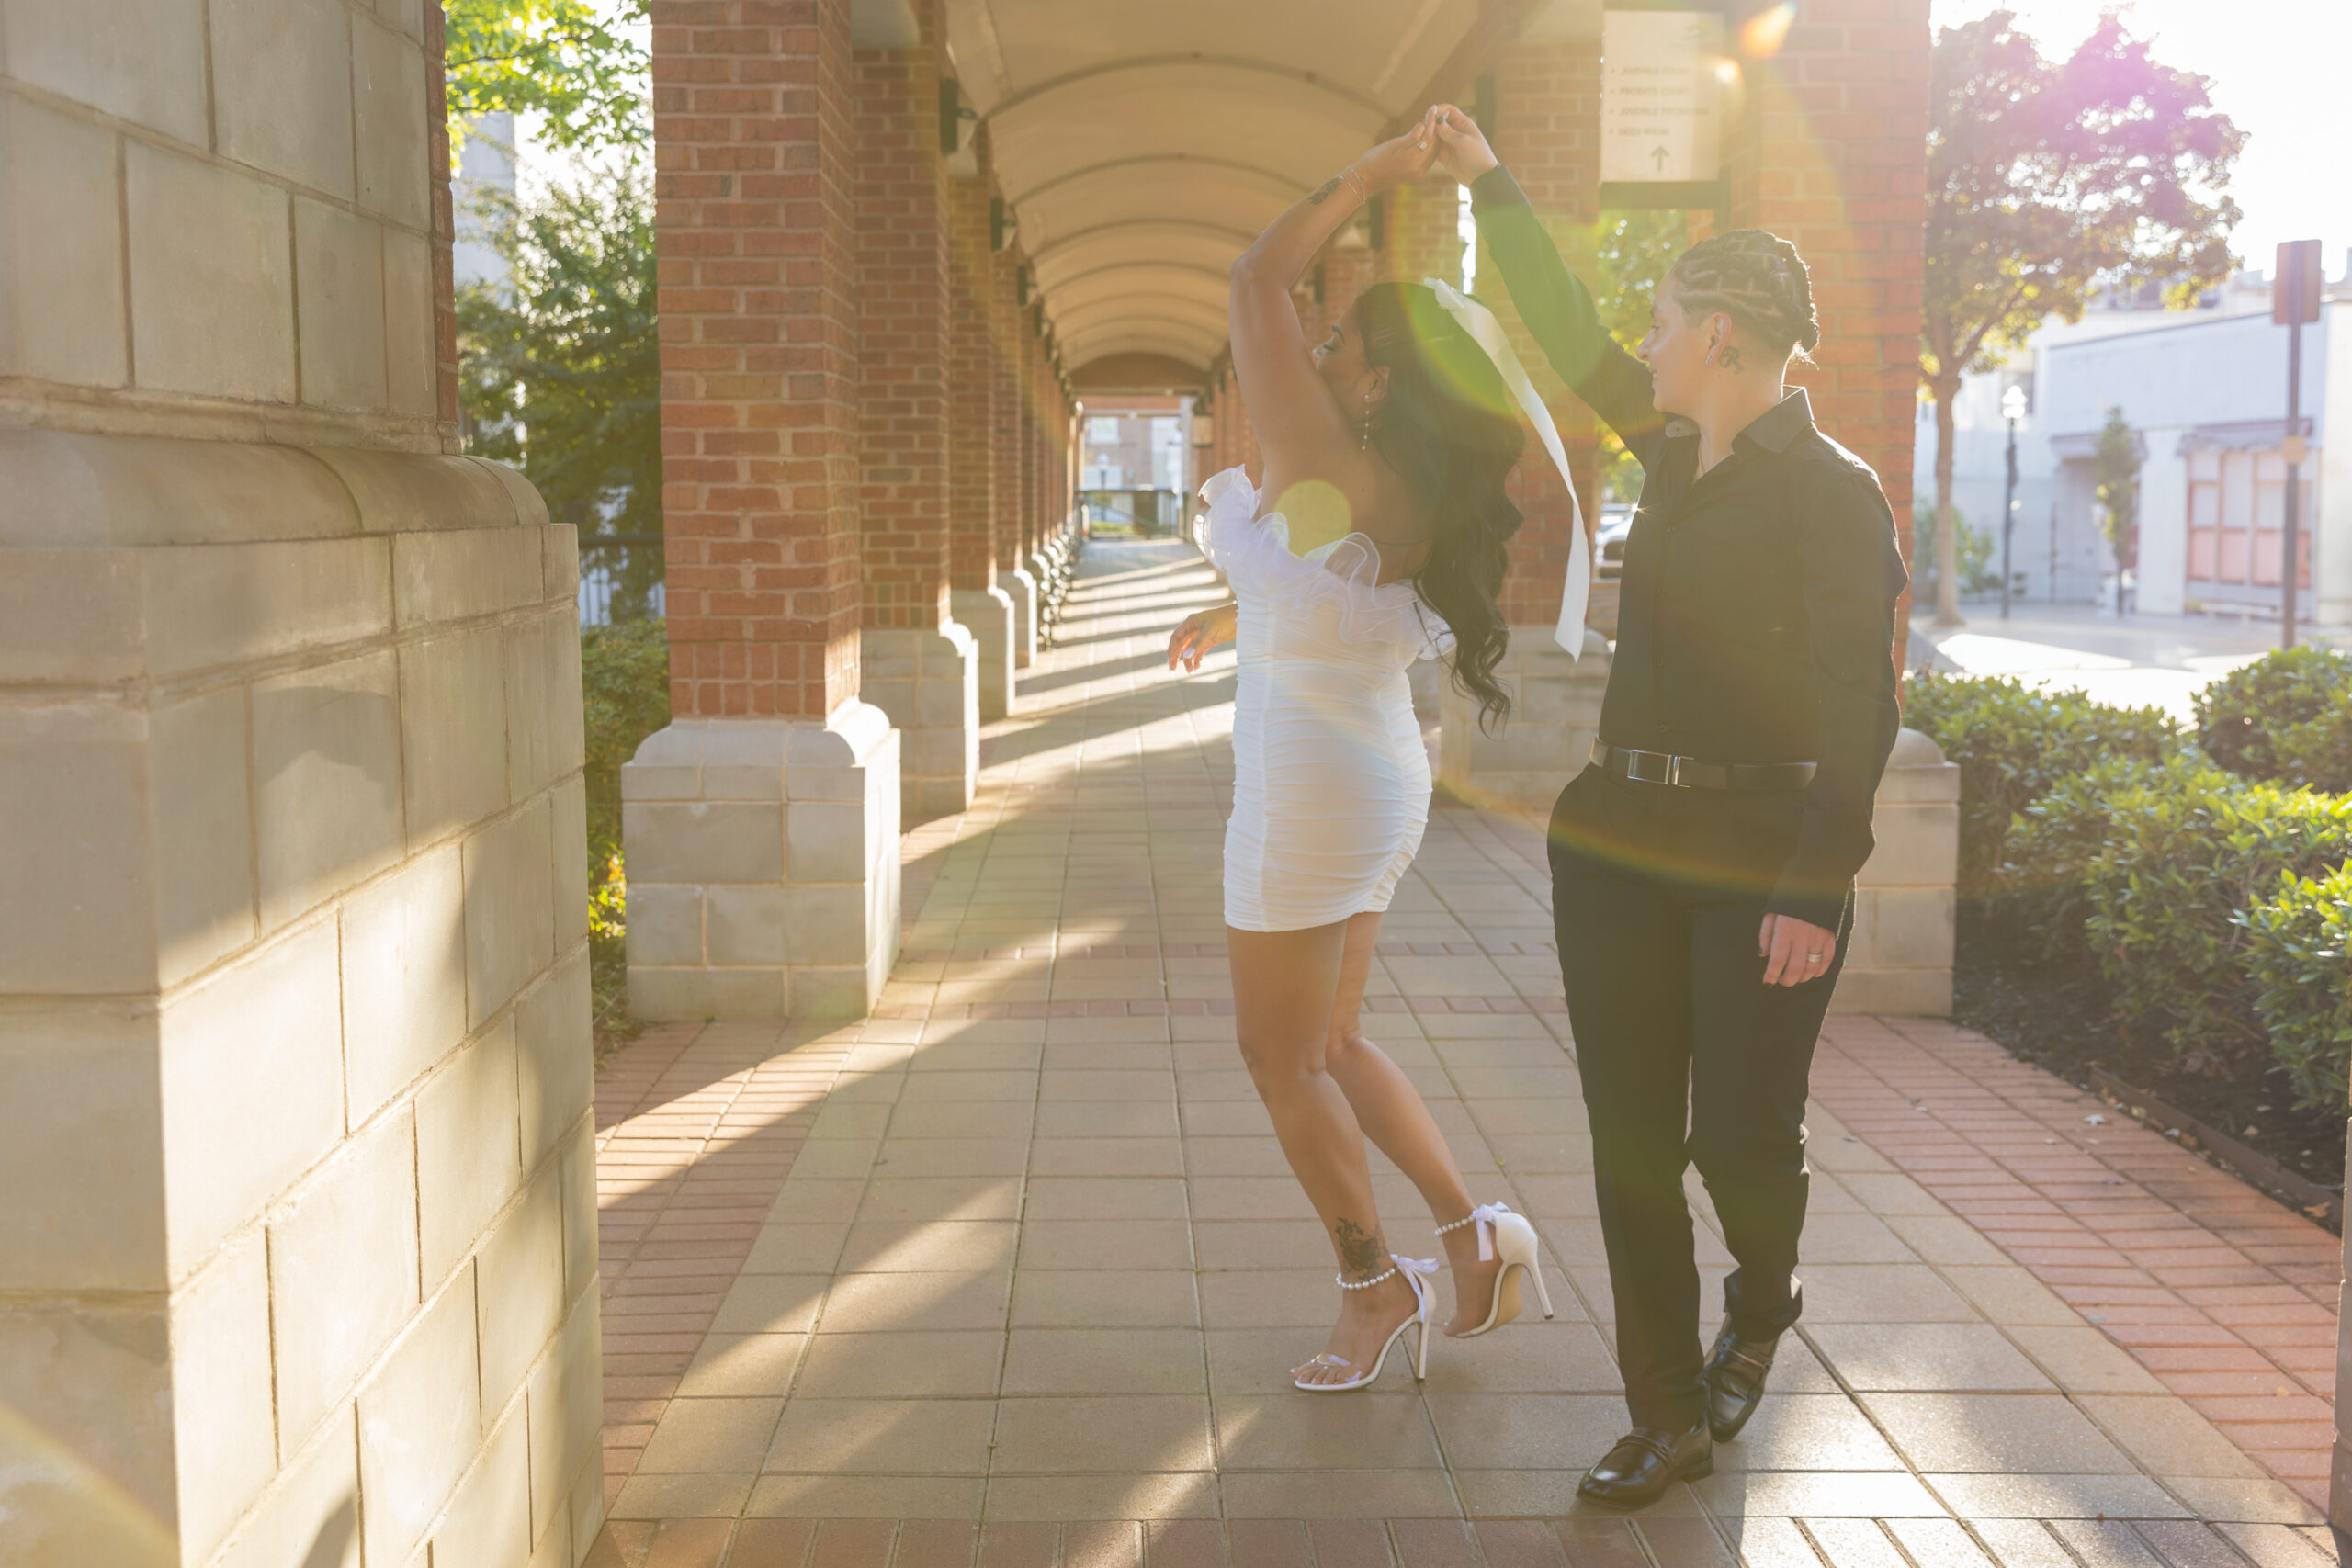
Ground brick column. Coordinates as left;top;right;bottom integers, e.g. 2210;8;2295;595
628;0;900;1020
1441;44;1612;809
853;7;977;823
1723;0;1930;660
1382;175;1464;289
991;234;1036;671
948;169;1014;718
1009;294;1042;657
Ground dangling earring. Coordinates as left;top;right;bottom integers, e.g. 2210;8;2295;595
1360;397;1373;451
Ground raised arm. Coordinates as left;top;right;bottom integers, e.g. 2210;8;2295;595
1227;127;1437;515
1428;106;1668;467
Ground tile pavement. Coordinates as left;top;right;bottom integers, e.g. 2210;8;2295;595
585;542;2344;1566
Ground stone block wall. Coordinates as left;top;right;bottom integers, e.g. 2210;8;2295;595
0;435;600;1568
0;0;447;449
1438;631;1611;813
0;4;599;1563
1831;727;1960;1017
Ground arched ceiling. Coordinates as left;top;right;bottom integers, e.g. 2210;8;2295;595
944;0;1560;377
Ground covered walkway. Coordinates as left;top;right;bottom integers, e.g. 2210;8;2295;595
587;545;2342;1566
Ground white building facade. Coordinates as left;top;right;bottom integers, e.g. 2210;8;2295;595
1917;269;2351;626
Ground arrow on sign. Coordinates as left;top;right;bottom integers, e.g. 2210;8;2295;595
1651;145;1671;173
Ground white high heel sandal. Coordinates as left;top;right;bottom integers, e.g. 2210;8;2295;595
1436;1201;1555;1337
1291;1253;1440;1393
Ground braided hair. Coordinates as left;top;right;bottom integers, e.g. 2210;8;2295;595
1352;282;1525;728
1665;229;1820;362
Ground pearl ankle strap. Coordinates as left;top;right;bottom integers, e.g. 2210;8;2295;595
1335;1252;1442;1292
1433;1201;1517;1260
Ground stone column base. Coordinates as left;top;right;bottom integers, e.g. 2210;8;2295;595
951;586;1017;720
1438;626;1611;813
862;622;978;823
1005;567;1040;670
1830;728;1960;1017
622;704;901;1021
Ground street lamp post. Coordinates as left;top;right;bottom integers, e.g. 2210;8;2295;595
1999;382;2027;622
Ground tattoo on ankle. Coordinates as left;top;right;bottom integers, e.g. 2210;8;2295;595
1306;177;1342;206
1334;1217;1383;1277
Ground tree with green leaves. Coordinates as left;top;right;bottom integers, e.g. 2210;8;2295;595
444;0;648;154
1591;208;1686;506
1922;11;2241;626
458;164;661;608
2092;406;2141;616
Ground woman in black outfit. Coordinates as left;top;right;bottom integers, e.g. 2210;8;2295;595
1428;107;1909;1507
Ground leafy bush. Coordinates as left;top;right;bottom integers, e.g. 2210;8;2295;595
582;619;670;949
2002;750;2233;959
2195;647;2352;794
2240;863;2352;1109
1902;671;2178;895
2085;783;2352;1069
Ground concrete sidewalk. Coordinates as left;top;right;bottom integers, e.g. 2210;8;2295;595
586;543;2341;1566
1918;601;2348;719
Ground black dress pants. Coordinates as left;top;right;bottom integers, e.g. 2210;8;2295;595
1549;771;1850;1431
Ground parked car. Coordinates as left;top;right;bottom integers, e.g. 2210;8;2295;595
1595;506;1634;579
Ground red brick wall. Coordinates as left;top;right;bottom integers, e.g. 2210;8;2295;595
854;16;951;632
986;165;1023;575
651;0;862;719
1383;177;1464;291
1724;0;1930;655
1484;43;1604;630
1014;302;1037;554
947;171;995;592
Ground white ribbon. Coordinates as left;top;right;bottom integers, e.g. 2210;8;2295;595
1422;277;1591;660
1465;1201;1517;1261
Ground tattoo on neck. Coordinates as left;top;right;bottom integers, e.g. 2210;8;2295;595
1334;1217;1383;1277
1719;346;1744;373
1306;177;1343;207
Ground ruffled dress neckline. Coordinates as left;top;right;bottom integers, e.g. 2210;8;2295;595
1199;467;1453;661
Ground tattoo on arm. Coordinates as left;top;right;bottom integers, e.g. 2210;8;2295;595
1719;345;1743;373
1306;177;1343;207
1333;1217;1384;1278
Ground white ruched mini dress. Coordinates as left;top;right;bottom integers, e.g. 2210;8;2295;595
1203;467;1453;932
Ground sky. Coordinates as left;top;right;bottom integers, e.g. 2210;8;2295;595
1928;0;2351;279
516;1;2347;283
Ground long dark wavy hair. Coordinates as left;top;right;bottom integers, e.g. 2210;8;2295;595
1353;282;1526;728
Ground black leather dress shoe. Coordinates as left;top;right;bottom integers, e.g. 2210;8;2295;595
1702;1320;1781;1441
1575;1421;1713;1508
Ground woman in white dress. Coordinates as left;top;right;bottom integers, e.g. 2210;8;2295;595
1165;120;1556;1391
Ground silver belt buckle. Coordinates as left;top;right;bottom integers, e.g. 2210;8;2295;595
1662;754;1685;787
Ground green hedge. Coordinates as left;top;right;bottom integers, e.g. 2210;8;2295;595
1901;671;2178;896
1917;668;2352;1108
2195;647;2352;794
2001;750;2231;960
582;619;671;944
2241;862;2352;1108
2083;782;2352;1070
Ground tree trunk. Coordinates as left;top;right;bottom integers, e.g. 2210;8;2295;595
1932;376;1964;627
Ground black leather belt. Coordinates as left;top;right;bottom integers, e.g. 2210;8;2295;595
1592;740;1816;792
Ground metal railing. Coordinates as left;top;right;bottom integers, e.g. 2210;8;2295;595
578;535;666;625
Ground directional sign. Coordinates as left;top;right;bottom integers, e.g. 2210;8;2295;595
1600;9;1725;186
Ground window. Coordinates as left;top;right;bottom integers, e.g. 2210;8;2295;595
2187;447;2312;589
1087;416;1121;444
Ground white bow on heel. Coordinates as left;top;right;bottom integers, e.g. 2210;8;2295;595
1292;1253;1440;1393
1436;1201;1555;1337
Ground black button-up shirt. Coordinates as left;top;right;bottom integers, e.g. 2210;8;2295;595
1472;167;1909;929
